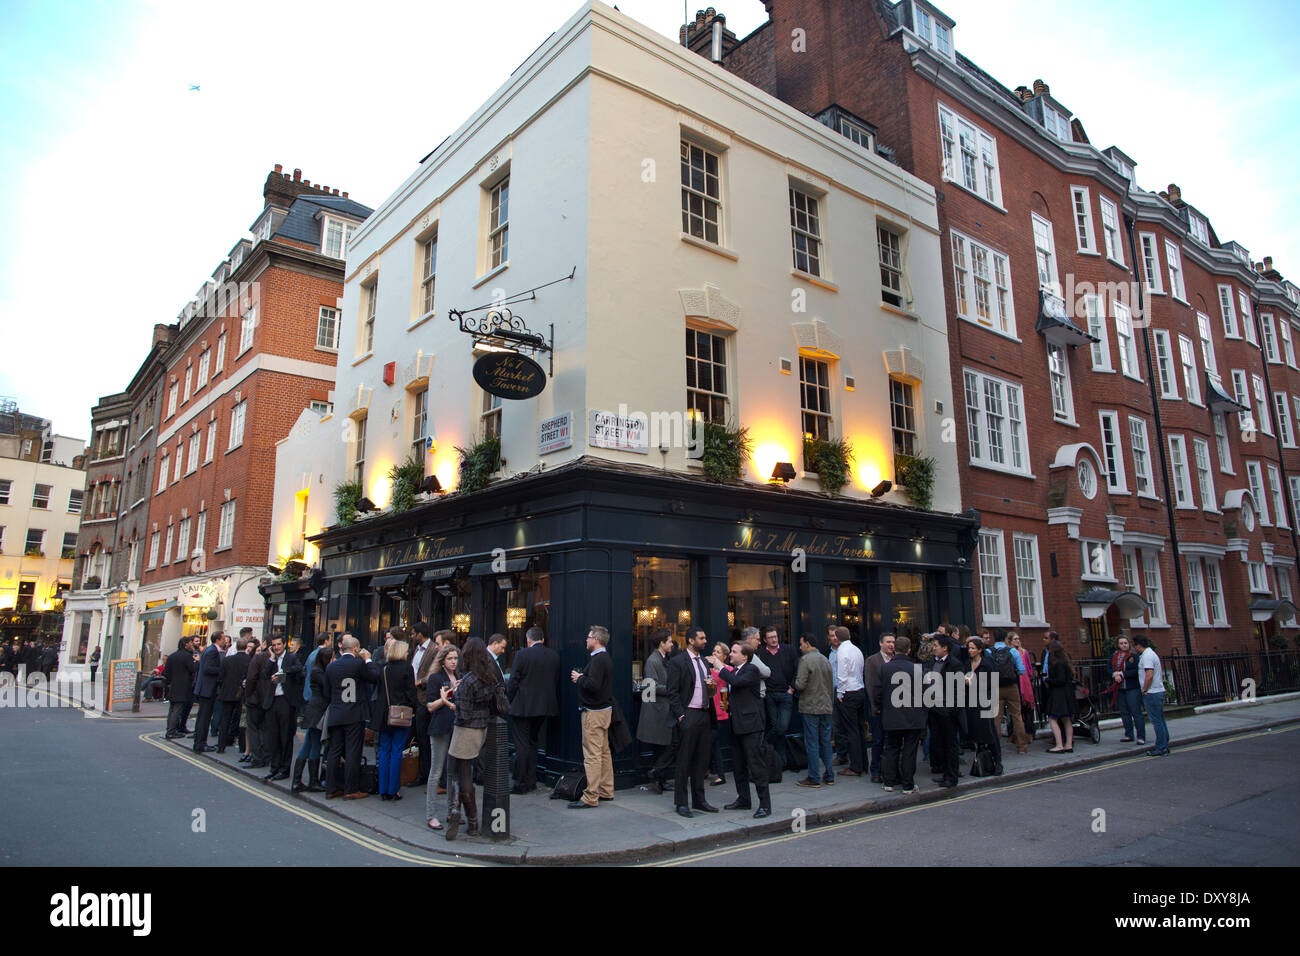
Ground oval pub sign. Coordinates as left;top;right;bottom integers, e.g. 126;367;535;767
473;351;546;400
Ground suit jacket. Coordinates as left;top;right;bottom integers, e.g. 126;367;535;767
635;651;673;746
412;640;437;705
506;642;561;718
326;653;380;727
192;643;223;699
667;651;718;727
300;662;330;729
928;653;965;716
244;651;271;711
281;652;305;708
264;651;298;711
717;661;765;736
218;652;251;702
879;659;928;731
864;651;888;715
163;649;198;703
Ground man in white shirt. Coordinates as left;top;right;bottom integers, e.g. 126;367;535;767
828;626;867;776
1132;634;1170;756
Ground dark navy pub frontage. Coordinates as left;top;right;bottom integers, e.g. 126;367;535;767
267;458;979;787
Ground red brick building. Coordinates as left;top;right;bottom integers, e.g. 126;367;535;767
690;1;1300;656
134;166;370;646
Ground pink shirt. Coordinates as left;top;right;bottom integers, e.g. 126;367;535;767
688;651;707;709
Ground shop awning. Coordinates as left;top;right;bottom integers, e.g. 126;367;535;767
138;600;179;622
468;557;531;577
1206;374;1247;414
1076;588;1147;620
370;572;413;590
1249;598;1297;623
1036;290;1098;349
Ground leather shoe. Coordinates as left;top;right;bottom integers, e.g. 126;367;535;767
675;806;695;818
752;807;770;819
248;760;269;769
193;746;213;753
326;790;343;799
870;773;883;783
216;746;226;754
693;801;719;813
344;792;368;800
567;800;596;809
839;768;861;777
724;799;751;810
271;770;289;781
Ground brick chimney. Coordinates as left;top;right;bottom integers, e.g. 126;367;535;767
1014;85;1033;102
681;6;739;62
1264;256;1274;270
263;165;348;208
1032;78;1049;96
1166;183;1183;207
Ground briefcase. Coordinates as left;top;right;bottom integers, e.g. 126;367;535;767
400;746;420;786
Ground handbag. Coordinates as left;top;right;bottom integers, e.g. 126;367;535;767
384;668;413;728
399;746;421;786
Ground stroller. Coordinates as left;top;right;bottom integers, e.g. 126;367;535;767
1072;679;1102;744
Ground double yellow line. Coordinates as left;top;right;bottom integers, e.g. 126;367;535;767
140;732;480;867
653;724;1299;866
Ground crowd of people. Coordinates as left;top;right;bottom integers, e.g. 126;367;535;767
0;639;63;681
153;617;1174;839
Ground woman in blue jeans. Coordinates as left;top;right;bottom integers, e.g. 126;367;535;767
372;638;416;800
1111;638;1146;744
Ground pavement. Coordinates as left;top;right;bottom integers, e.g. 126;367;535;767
160;691;1300;865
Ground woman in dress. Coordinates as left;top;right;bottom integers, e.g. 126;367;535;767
963;636;1002;771
1044;638;1078;752
424;644;459;830
445;637;505;841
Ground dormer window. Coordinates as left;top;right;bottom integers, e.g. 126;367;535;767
911;3;954;59
323;216;358;259
1042;105;1071;142
837;115;875;152
254;213;273;242
1189;213;1209;246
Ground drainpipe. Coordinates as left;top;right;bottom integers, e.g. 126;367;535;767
1122;206;1194;654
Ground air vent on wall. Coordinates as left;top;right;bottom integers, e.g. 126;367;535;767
779;357;793;374
845;375;856;391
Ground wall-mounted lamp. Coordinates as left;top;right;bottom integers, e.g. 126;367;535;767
870;480;892;498
496;573;519;591
419;475;443;495
769;462;797;484
356;496;378;513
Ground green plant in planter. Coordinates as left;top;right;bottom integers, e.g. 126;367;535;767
700;422;753;483
388;457;425;514
894;454;936;510
333;479;363;528
804;437;855;496
456;435;501;495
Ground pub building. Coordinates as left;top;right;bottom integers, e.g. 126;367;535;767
260;3;977;782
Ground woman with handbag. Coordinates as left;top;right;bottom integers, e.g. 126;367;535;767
444;637;509;841
372;639;416;801
1044;638;1078;753
962;636;1002;773
424;644;460;831
707;642;732;787
293;642;333;793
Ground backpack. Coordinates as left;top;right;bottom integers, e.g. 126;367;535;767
992;646;1019;686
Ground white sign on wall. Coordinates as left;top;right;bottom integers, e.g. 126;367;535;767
231;606;264;640
538;412;573;455
589;409;649;454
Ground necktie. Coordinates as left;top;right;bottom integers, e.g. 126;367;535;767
694;655;708;706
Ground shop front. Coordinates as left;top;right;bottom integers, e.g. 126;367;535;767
310;458;978;786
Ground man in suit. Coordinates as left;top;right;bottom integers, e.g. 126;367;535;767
410;623;436;786
242;634;270;767
863;632;896;782
928;635;965;789
715;642;771;818
216;636;252;752
191;631;229;753
874;635;926;793
636;630;675;794
163;636;198;738
666;627;718;818
325;634;380;799
568;625;614;809
507;626;560;794
487;633;508;682
263;634;298;781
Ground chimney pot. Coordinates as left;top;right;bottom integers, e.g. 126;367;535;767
304;180;311;186
695;9;706;28
274;163;283;174
1265;256;1274;269
680;24;688;43
293;168;302;181
332;188;340;196
342;191;349;199
1256;262;1265;273
1033;78;1048;95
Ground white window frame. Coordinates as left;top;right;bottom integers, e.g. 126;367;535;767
1186;557;1208;627
1275;392;1295;448
1281;319;1297;368
238;306;256;356
1031;213;1059;293
963;368;1030;476
1232;370;1255;436
162;524;173;566
322;217;357;260
167;382;178;419
183;366;192;404
1099;411;1128;493
1246;460;1271;525
228;400;246;451
1140;234;1163;294
1189;213;1210;246
317;307;339;351
157;455;168;494
1262;313;1280;363
1196;312;1218;379
1165;240;1187;301
205;420;216;464
214;331;226;373
950;230;1015;336
1247;561;1270;595
1240;292;1257;346
1012;533;1046;626
1253;374;1272;436
1205;559;1227;625
1115;302;1140;381
1218;285;1239;338
1142;552;1167;625
148;532;160;569
1192;438;1216;514
1130;416;1154;497
1269;462;1289;529
1290;476;1300;532
361;279;378;355
790;184;824;277
194;511;206;562
1047;343;1074;424
1168;434;1194;509
217;500;235;551
937;103;1001;206
1100;197;1124;264
1153;329;1178;399
420;232;437;319
977;529;1013;625
876;220;904;306
681;140;721;245
1121;550;1145;626
1070;187;1096;253
1178;334;1202;406
1081;538;1116;582
172;444;182;483
186;432;200;475
196;350;210;389
1085;295;1111;371
411;387;429;464
352;416;367;485
176;518;190;565
1213;412;1233;475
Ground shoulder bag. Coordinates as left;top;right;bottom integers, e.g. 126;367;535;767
384;667;413;728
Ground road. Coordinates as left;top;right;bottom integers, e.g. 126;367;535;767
664;726;1300;866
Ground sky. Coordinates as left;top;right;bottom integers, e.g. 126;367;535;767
2;0;1297;440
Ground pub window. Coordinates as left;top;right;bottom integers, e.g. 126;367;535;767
891;378;917;458
727;562;791;645
481;390;502;440
686;327;728;427
890;571;929;640
800;356;833;469
633;555;693;651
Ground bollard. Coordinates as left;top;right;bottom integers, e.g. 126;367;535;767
133;672;144;712
479;715;511;840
